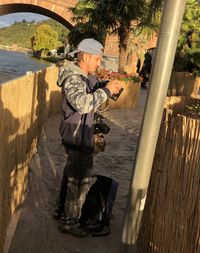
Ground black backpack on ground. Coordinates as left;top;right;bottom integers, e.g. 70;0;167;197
79;175;118;236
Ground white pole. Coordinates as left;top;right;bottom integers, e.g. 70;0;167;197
121;0;187;252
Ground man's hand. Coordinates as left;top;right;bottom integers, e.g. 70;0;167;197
105;80;123;96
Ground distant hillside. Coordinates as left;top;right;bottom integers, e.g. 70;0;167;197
0;19;69;49
0;13;48;28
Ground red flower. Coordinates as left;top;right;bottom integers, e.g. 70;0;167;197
96;69;140;82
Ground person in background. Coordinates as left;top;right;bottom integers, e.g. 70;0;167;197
53;38;122;236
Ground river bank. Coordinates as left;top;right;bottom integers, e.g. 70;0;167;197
0;44;31;54
0;46;65;64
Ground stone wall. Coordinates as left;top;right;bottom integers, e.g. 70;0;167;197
104;34;157;73
168;71;200;99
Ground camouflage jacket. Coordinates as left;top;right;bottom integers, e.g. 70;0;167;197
57;62;110;149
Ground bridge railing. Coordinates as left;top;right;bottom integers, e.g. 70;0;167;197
0;65;61;253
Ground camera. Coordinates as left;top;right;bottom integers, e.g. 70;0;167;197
94;113;110;134
99;80;124;101
110;88;124;101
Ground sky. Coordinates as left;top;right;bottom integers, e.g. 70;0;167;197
0;13;49;28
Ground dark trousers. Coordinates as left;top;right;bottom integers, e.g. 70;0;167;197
57;146;93;216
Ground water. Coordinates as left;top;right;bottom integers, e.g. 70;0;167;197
0;50;50;84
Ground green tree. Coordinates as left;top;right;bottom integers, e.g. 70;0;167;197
70;0;159;73
69;1;113;47
142;0;200;73
31;24;62;54
174;0;200;73
42;19;70;44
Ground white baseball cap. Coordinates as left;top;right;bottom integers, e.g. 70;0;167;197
68;38;104;56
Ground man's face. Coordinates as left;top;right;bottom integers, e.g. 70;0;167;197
86;54;102;74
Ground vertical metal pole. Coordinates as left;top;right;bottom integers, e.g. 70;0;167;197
121;0;187;252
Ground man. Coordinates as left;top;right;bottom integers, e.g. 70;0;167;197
54;38;122;236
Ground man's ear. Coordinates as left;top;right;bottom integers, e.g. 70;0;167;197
82;53;90;63
82;53;88;62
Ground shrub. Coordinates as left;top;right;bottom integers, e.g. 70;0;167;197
186;103;200;117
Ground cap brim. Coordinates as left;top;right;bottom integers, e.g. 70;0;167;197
68;49;105;57
68;49;79;57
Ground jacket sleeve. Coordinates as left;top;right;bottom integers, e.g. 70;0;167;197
63;74;110;114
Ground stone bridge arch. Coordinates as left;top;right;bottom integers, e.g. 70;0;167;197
0;0;78;30
0;0;121;71
0;0;157;72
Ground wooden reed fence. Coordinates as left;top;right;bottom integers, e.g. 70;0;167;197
137;96;200;253
0;65;61;253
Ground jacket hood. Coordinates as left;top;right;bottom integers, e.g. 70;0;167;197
57;61;87;87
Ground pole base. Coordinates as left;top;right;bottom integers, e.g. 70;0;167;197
120;243;140;253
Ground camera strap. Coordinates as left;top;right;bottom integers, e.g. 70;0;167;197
79;75;94;147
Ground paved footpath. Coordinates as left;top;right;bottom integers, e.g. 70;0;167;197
9;89;147;253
